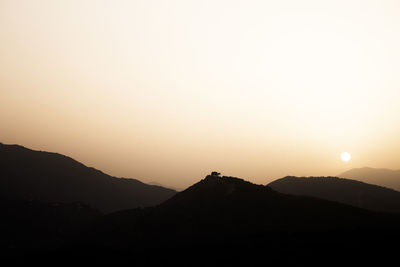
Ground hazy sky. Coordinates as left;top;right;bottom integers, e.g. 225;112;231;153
1;0;400;188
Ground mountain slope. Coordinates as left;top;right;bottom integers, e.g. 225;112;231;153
0;143;176;213
339;167;400;191
268;176;400;213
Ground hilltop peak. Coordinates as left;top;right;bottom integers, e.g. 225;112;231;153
198;173;259;192
203;172;245;183
159;173;273;211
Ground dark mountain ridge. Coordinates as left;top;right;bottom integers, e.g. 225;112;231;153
268;176;400;213
0;142;176;213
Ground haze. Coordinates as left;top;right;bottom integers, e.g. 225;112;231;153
1;0;399;189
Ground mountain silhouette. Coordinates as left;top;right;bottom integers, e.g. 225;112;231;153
268;176;400;213
0;142;176;213
339;167;400;191
1;173;399;265
79;174;399;265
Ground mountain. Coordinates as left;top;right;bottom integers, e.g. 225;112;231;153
339;167;400;191
268;176;400;213
0;142;176;213
79;174;399;265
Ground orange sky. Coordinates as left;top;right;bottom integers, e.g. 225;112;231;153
1;0;400;188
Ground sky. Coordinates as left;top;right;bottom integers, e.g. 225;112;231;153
1;0;400;188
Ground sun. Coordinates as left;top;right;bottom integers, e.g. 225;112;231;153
341;152;351;162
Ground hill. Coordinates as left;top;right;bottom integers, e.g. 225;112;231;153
79;174;399;264
0;142;176;213
268;176;400;213
339;167;400;191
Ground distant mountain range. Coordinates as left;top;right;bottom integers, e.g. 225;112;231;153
268;176;400;213
339;167;400;191
1;142;400;264
148;181;183;192
0;142;176;213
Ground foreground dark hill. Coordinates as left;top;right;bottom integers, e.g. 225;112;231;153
80;174;399;265
268;176;400;213
0;143;176;213
0;197;101;252
339;167;400;191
